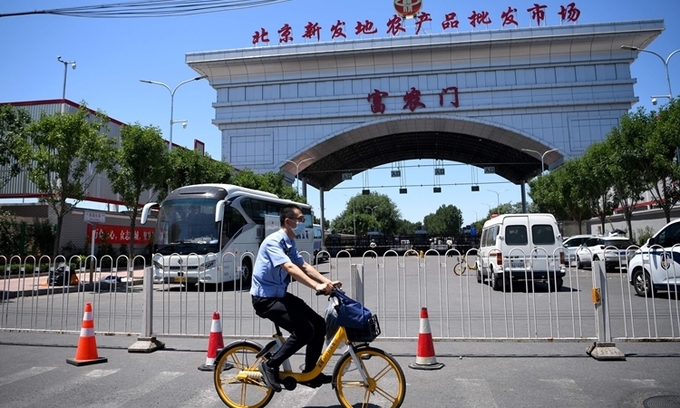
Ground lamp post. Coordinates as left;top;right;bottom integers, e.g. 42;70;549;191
285;157;314;194
139;76;206;151
488;189;507;207
522;148;559;175
57;56;76;114
366;205;378;216
471;210;478;222
482;203;492;213
621;45;679;102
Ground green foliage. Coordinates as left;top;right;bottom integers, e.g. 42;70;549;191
232;169;304;202
0;209;55;256
645;99;680;222
0;105;31;189
108;122;167;255
330;192;401;236
15;103;115;255
635;226;655;246
423;204;462;237
166;147;235;194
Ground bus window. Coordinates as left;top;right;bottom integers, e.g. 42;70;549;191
222;205;247;246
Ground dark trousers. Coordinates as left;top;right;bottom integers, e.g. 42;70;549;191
252;293;326;372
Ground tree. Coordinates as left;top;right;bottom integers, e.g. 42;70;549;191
232;169;303;202
606;108;651;241
108;123;168;256
580;141;617;234
423;204;462;237
0;105;31;189
646;99;680;222
331;192;401;236
16;104;114;256
529;160;592;233
166;147;235;194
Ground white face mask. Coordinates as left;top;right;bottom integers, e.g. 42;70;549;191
293;221;306;236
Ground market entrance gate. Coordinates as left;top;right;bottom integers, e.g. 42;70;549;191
187;19;663;225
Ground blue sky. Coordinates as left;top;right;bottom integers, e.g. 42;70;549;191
2;0;679;226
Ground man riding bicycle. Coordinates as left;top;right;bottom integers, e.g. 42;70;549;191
250;204;342;392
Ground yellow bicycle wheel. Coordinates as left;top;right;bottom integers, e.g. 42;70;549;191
214;341;274;408
333;346;406;408
453;262;465;276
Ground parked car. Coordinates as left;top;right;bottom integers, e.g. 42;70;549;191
562;234;593;266
476;213;565;291
627;219;680;297
574;236;635;271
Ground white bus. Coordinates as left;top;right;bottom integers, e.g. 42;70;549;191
140;184;316;288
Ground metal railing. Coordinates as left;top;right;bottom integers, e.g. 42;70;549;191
2;247;678;349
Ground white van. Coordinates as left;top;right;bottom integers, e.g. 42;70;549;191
476;213;566;291
627;218;680;297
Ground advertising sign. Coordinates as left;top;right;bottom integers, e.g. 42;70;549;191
86;224;155;245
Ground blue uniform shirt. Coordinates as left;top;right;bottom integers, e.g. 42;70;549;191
250;228;305;298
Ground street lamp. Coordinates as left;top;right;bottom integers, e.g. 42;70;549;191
522;148;559;175
366;205;378;216
621;45;679;102
57;56;76;114
488;189;507;207
285;157;314;194
139;75;206;151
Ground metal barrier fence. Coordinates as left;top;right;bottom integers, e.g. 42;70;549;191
2;247;678;348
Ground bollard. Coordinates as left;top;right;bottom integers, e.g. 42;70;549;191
128;265;165;353
586;259;625;361
350;263;364;304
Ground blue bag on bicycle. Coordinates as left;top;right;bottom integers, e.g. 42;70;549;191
334;291;372;329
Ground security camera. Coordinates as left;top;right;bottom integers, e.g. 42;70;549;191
652;98;657;105
182;122;187;129
71;62;76;69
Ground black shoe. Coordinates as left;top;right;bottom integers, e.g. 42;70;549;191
259;361;282;392
300;373;332;388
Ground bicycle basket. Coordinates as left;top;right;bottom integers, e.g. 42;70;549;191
345;314;381;343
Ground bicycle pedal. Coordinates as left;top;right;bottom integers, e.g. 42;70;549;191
281;377;297;391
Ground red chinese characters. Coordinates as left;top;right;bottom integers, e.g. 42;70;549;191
331;20;347;39
439;87;460;108
368;89;389;114
302;21;322;41
558;2;581;22
386;14;406;36
252;28;269;45
403;87;425;112
87;225;155;245
442;12;460;30
355;19;378;35
468;10;492;28
527;3;548;25
278;23;293;43
414;12;432;35
501;7;519;27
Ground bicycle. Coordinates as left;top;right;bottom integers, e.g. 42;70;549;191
213;290;406;408
453;251;478;276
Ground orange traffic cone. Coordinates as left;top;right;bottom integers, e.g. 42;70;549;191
408;307;444;370
198;311;225;371
67;302;108;366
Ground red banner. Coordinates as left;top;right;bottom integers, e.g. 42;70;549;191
86;224;155;245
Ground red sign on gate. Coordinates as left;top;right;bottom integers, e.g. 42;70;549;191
393;0;422;18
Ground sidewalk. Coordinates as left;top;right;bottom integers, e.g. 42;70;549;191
1;266;147;298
